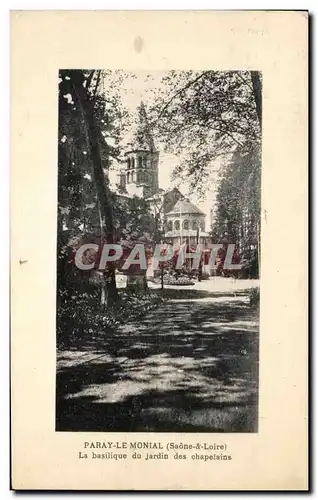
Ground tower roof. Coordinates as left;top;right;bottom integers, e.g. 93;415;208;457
166;199;205;216
127;101;155;152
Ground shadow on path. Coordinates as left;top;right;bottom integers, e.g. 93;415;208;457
56;287;259;432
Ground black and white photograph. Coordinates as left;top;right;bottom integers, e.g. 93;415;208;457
56;69;261;433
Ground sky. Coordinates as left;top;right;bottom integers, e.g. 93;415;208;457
104;70;220;227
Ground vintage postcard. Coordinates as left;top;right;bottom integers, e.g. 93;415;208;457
11;11;308;490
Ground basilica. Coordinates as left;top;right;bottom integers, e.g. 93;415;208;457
113;102;212;249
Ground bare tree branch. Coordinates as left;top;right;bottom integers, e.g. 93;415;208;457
157;71;211;119
85;70;95;92
207;123;245;149
235;72;254;91
93;70;102;101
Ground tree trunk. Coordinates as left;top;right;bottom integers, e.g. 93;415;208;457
74;71;118;304
126;272;148;291
251;71;262;128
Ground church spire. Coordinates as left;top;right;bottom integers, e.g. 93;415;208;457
122;101;159;199
131;101;155;152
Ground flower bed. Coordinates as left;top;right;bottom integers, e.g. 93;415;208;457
163;276;195;286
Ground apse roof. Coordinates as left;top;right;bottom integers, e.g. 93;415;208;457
166;199;205;216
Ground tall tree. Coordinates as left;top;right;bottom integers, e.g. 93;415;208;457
58;69;124;304
213;149;260;252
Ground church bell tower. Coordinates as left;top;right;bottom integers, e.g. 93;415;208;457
118;102;159;198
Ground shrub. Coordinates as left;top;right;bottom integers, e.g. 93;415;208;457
57;285;165;347
57;285;120;346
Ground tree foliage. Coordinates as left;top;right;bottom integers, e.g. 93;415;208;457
213;149;261;251
58;70;124;234
152;70;261;196
151;70;261;263
111;194;157;240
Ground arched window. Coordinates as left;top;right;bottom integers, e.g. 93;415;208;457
127;158;131;169
131;157;135;169
200;221;205;231
168;221;173;231
174;220;180;230
138;156;143;168
192;221;198;230
183;220;189;230
132;171;135;182
127;172;131;183
143;157;148;167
